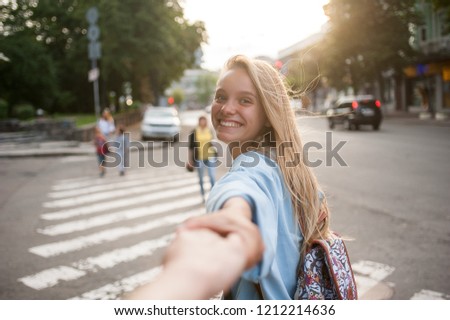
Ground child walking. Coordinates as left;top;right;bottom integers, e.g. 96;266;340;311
94;126;107;177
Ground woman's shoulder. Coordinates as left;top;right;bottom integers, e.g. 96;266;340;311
231;151;279;180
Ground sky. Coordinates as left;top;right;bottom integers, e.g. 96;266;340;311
181;0;330;71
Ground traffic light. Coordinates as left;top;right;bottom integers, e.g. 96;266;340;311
275;60;283;70
168;96;175;105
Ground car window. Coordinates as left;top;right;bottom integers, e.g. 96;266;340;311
358;100;376;108
338;102;352;109
145;109;177;118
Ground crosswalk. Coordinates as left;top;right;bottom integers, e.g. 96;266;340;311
18;164;207;299
16;162;448;300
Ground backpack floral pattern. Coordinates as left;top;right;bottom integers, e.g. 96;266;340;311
294;236;358;300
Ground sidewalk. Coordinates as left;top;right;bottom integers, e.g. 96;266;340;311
384;110;450;127
0;122;145;158
1;112;449;158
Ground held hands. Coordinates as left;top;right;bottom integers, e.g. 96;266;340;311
162;198;263;298
124;197;263;300
163;229;248;298
182;197;264;270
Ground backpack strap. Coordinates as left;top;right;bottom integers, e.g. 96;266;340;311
254;283;265;300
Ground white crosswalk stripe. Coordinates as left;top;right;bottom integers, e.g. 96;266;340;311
352;261;449;300
38;198;205;236
18;165;208;299
18;164;449;300
43;176;200;208
410;289;450;300
30;210;203;257
71;267;162;300
20;234;174;290
352;260;395;299
47;172;194;199
41;181;206;221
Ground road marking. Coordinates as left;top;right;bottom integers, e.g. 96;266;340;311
71;267;162;300
41;182;208;221
52;171;147;190
43;176;201;208
51;167;183;191
20;235;173;290
38;197;204;236
30;209;204;257
410;289;450;300
48;172;195;199
73;235;173;271
18;266;87;291
352;260;395;299
59;156;94;164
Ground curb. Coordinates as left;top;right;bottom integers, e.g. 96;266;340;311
0;142;169;159
359;282;395;300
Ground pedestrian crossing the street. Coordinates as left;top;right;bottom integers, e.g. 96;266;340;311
16;165;448;300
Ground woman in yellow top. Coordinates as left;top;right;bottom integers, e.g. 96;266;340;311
188;116;217;201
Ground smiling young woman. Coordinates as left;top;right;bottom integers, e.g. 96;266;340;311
211;67;270;155
181;55;333;300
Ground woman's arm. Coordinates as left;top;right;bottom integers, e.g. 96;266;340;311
124;227;254;300
124;198;263;300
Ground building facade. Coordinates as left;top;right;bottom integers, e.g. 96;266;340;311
402;0;450;115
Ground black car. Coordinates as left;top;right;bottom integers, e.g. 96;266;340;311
326;95;383;130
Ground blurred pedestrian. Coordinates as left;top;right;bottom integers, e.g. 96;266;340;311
124;213;264;300
115;124;129;176
188;116;217;202
93;126;107;177
98;108;115;139
195;55;335;299
417;85;430;112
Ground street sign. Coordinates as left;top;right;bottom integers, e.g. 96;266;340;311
86;7;99;24
87;25;100;41
88;68;99;82
86;6;101;119
88;42;101;60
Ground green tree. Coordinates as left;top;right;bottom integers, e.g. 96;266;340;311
0;0;90;114
0;30;58;116
96;0;206;104
171;87;185;106
195;72;218;106
427;0;450;32
320;0;421;95
0;0;206;114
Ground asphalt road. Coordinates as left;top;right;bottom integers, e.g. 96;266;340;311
0;113;449;300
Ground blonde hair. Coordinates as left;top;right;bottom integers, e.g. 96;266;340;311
222;55;332;253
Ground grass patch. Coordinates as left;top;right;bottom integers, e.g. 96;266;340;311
52;114;97;127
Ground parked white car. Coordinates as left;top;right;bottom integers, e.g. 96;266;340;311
140;107;180;141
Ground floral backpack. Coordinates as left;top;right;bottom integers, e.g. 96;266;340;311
255;201;358;300
294;233;358;299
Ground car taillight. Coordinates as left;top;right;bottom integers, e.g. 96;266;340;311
375;100;381;108
352;101;358;109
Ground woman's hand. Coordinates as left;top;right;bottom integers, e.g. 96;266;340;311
124;228;249;300
182;197;264;270
124;197;264;300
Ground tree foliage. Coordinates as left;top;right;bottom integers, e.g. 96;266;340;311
427;0;450;33
0;0;206;115
195;72;218;106
320;0;421;93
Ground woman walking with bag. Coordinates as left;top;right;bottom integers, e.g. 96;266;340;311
183;55;355;300
188;116;217;202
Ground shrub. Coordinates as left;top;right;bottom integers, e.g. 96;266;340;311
13;103;35;120
0;99;8;119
